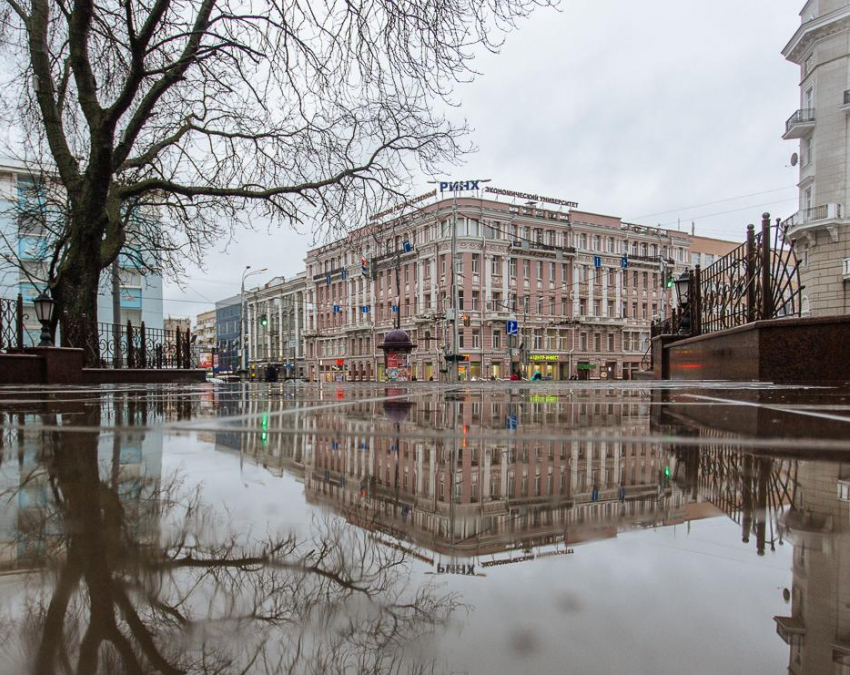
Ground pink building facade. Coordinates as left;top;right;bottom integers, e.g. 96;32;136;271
303;192;720;382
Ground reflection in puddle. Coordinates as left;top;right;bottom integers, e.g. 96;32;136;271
0;383;849;673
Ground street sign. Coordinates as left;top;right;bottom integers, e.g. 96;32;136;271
362;305;370;314
621;256;629;269
506;415;518;430
392;305;398;313
593;255;602;268
333;304;340;313
506;320;518;335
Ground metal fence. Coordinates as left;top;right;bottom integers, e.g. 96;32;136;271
0;294;25;352
88;321;194;369
697;213;802;336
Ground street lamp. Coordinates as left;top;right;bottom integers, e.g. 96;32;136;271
33;291;55;347
240;265;268;373
674;270;692;336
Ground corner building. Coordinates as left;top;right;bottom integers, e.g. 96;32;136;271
782;0;850;315
304;192;716;382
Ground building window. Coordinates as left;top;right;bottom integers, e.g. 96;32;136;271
523;260;530;278
536;261;543;279
472;253;480;274
594;334;601;351
458;290;464;310
472;330;480;348
492;256;501;275
580;333;587;351
608;333;615;351
536;296;543;314
805;136;813;167
472;291;479;311
493;331;501;349
510;259;517;277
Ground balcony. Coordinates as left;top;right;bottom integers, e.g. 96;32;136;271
783;108;815;139
782;203;843;239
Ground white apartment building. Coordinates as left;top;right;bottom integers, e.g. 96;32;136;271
244;273;307;378
782;0;850;315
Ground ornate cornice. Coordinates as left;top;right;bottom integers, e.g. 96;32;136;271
783;8;850;63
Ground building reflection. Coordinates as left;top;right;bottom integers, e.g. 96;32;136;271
772;460;850;675
0;394;163;574
233;388;702;566
653;389;850;675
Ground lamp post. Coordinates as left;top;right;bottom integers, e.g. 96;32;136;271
240;266;267;373
674;270;692;336
33;291;56;347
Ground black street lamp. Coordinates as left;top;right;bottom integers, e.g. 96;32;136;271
33;291;56;347
674;270;692;336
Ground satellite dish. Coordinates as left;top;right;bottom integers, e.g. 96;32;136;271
790;152;799;167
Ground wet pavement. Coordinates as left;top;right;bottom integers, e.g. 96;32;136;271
1;380;849;674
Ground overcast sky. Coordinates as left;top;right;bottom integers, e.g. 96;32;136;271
165;0;804;320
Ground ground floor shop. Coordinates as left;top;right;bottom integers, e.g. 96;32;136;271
306;354;643;381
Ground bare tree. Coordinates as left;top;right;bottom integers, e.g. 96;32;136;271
0;0;554;358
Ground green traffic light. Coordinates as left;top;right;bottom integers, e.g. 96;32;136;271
664;466;671;477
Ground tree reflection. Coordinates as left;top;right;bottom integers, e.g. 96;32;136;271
2;404;457;675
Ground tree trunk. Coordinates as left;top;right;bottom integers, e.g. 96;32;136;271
54;238;105;365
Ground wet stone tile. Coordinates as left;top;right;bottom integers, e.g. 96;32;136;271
0;381;849;673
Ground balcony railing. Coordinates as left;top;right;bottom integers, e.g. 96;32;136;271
784;108;815;138
781;203;842;230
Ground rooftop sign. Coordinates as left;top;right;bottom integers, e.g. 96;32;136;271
484;186;578;209
369;189;437;221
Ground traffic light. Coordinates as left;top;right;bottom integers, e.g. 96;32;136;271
260;313;268;327
361;256;369;276
664;271;674;289
462;314;471;326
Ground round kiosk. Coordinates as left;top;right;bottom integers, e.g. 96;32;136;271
378;329;417;382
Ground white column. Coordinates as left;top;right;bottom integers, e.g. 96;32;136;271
616;270;622;317
429;447;437;497
483;449;492;499
417;260;424;313
247;302;255;363
573;267;580;317
602;270;608;317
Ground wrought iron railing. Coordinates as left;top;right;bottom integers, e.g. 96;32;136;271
0;294;25;352
87;321;195;369
785;108;815;134
697;214;802;336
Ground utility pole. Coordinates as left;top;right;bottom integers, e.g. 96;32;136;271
451;191;460;382
427;178;490;382
240;266;267;374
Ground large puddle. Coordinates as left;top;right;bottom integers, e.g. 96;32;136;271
1;381;848;674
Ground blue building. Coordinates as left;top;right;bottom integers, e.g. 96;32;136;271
215;294;242;374
0;158;163;344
